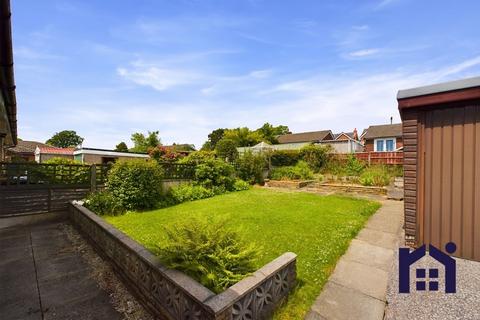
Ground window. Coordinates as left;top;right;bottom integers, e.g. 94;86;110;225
374;138;396;152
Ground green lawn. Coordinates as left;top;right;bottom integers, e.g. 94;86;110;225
105;188;380;319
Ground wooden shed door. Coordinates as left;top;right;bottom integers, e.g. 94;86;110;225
419;105;480;261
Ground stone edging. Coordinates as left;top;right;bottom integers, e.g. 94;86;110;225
265;180;387;195
69;203;297;320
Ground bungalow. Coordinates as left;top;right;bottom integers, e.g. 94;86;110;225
277;130;334;144
7;140;49;162
362;123;403;152
0;1;17;161
325;129;363;153
35;146;75;163
73;147;149;164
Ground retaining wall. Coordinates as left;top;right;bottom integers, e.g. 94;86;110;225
69;204;296;320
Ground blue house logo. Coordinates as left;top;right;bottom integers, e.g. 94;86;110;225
399;242;457;293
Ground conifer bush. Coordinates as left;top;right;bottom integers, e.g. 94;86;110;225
155;219;258;293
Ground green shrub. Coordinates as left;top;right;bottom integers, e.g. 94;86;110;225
155;219;258;293
235;151;267;184
44;157;82;165
195;159;236;191
215;138;239;162
270;150;301;167
233;179;250;191
107;159;164;210
178;150;215;165
168;183;214;203
270;161;314;180
84;191;125;216
345;154;365;176
300;144;331;172
359;166;391;187
42;157;90;184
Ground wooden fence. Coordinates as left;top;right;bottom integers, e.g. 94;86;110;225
334;151;404;165
0;162;196;217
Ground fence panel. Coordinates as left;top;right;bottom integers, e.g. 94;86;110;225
333;151;403;165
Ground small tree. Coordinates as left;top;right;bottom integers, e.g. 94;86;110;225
115;142;129;152
130;131;161;153
107;159;164;210
300;144;332;172
215;138;239;162
46;130;84;148
236;150;267;184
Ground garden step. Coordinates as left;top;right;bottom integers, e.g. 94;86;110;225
387;187;404;201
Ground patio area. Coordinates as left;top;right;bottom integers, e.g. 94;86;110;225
0;217;149;320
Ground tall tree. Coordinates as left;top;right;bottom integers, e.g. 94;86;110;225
202;128;226;150
130;131;161;153
115;142;129;152
256;123;290;144
215;138;239;162
46;130;84;148
223;127;262;147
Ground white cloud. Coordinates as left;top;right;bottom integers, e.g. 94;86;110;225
20;56;480;150
117;65;199;91
348;48;380;57
249;69;272;79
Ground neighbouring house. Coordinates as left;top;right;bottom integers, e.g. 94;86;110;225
362;123;403;152
323;128;364;153
277;130;334;144
73;147;149;164
35;146;74;163
6;140;49;162
0;1;17;161
398;76;480;261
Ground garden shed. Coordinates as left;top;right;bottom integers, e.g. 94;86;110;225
398;76;480;261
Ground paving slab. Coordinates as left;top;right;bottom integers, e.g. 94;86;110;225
0;220;122;320
307;200;404;319
307;281;385;320
330;259;389;301
356;228;399;250
342;239;394;272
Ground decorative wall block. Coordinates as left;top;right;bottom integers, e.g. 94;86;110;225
69;204;297;320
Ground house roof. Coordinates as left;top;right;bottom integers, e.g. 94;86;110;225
363;123;402;139
0;0;17;146
8;140;48;154
73;147;149;158
162;144;196;152
277;130;332;144
333;132;355;140
37;146;75;155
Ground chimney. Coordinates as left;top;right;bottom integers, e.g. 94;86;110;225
353;128;358;140
390;116;393;124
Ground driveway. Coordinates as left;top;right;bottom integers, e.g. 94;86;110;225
385;251;480;320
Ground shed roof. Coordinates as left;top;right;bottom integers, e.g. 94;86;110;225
363;123;402;139
397;76;480;100
277;130;332;144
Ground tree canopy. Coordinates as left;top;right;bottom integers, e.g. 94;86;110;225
46;130;84;148
130;131;161;153
115;142;129;152
215;138;239;162
203;123;289;149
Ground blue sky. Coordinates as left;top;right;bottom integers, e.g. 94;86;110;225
12;0;480;149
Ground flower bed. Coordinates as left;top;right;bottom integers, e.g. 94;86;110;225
69;203;297;320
